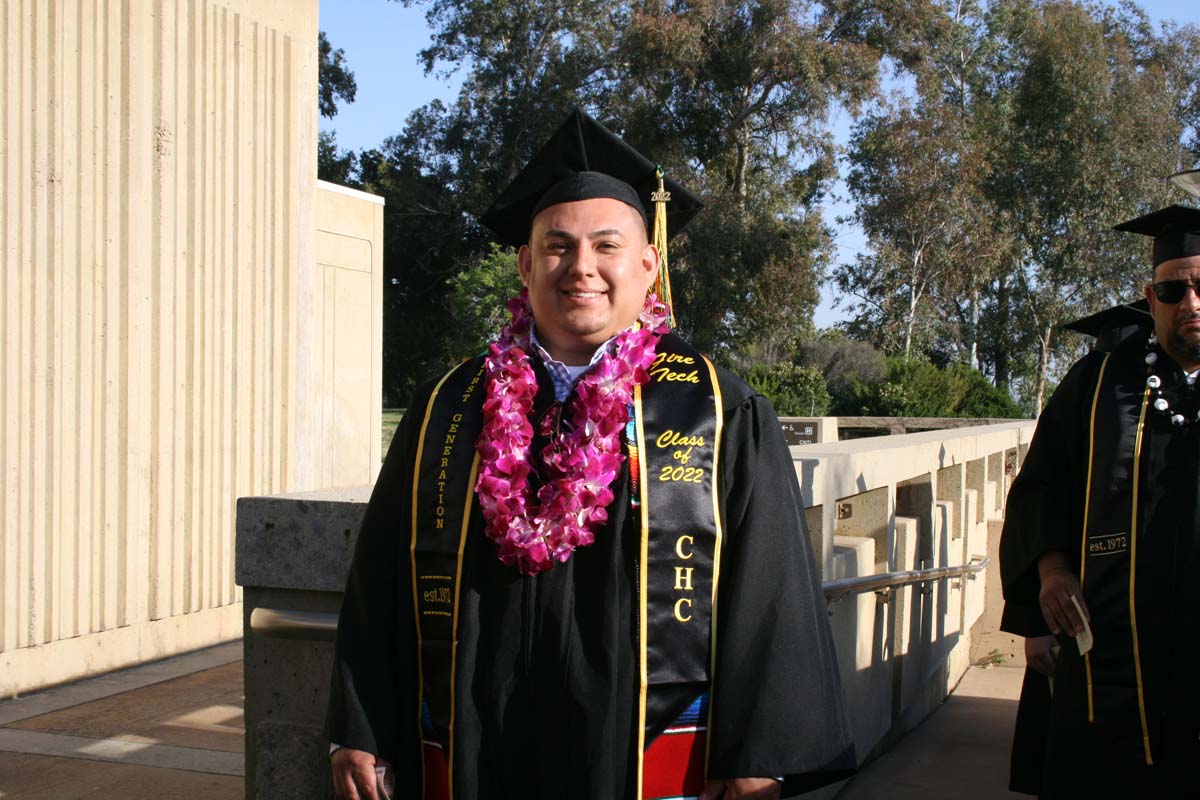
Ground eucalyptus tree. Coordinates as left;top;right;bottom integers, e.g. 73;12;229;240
986;0;1188;411
610;0;887;358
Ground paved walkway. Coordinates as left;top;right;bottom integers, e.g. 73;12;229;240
0;642;243;800
0;641;1031;799
837;664;1028;799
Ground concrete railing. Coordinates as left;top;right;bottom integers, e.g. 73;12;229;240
798;420;1034;768
235;419;1035;798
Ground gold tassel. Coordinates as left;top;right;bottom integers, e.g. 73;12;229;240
650;167;675;327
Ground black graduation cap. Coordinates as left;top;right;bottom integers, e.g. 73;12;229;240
1063;300;1152;353
1112;204;1200;267
478;109;703;247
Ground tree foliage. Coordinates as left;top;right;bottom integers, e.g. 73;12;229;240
797;331;887;396
318;31;358;119
835;357;1023;418
838;0;1199;413
328;0;1198;413
359;0;901;397
444;244;524;359
743;363;831;416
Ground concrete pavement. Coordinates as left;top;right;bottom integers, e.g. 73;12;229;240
0;642;243;800
837;664;1028;799
0;641;1033;799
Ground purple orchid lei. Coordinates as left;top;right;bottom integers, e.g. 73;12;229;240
475;290;671;575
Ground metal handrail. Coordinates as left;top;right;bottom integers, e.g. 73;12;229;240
249;555;990;640
822;556;990;604
250;607;338;641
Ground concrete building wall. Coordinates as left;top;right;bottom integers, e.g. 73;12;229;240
0;0;323;694
313;182;384;489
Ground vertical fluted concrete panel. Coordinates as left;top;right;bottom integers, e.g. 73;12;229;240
0;0;319;694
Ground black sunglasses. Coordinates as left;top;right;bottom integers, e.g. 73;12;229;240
1152;279;1200;304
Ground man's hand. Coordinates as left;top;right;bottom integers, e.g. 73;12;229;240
1024;634;1058;677
699;777;781;799
1037;550;1089;636
331;747;387;800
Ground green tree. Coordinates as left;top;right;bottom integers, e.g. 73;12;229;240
743;363;831;416
840;105;996;358
318;130;359;185
797;331;887;397
317;32;360;183
373;0;895;394
444;245;524;359
837;357;1022;418
318;31;358;119
987;0;1189;410
838;0;1199;413
364;0;624;399
614;0;885;358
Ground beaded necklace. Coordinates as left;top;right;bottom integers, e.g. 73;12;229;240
1143;333;1200;426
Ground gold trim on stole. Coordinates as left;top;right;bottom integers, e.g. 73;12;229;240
702;356;724;773
634;383;650;799
1080;354;1110;722
410;365;462;799
446;453;480;798
1128;388;1153;765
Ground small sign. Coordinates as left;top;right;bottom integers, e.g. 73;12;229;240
779;419;819;446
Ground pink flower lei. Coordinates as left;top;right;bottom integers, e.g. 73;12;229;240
475;291;670;575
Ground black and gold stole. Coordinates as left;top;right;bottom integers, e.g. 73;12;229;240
408;335;724;800
409;356;487;800
1077;352;1154;766
633;334;725;799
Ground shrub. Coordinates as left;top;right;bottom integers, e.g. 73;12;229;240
744;363;831;417
835;357;1022;418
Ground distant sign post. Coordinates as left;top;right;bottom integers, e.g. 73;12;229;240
779;418;822;446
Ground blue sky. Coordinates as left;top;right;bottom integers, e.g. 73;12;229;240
318;0;1197;328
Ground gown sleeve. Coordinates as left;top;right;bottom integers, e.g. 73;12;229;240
706;386;857;795
998;353;1102;637
325;384;428;774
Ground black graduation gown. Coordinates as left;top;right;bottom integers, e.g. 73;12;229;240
327;355;856;799
999;335;1200;797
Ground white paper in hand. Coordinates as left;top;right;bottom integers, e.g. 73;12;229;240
1070;594;1093;655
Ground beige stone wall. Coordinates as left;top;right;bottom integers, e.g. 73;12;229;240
0;0;321;694
314;182;384;488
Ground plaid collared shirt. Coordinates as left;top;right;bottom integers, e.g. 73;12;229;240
530;328;617;402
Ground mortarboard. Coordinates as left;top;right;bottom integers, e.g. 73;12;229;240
1112;204;1200;267
478;108;703;248
1062;299;1151;338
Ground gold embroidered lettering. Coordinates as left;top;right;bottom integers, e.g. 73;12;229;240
654;430;706;449
423;587;453;605
674;566;694;591
674;598;693;623
649;366;701;384
651;352;696;368
675;535;694;560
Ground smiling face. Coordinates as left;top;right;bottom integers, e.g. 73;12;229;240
1145;254;1200;372
518;197;659;365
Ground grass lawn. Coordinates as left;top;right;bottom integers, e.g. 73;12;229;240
382;409;404;455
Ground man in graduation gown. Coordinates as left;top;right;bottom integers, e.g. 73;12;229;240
326;109;856;800
1000;204;1200;797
